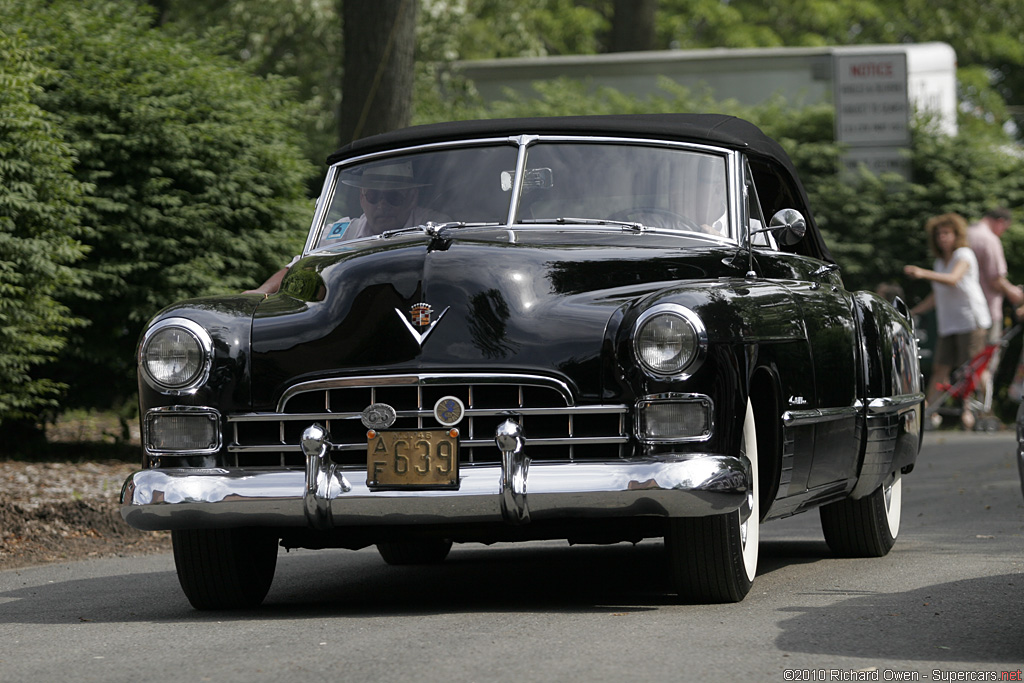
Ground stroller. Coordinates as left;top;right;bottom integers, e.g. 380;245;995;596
925;322;1023;431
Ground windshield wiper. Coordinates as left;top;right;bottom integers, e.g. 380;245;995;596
381;221;468;239
520;217;647;232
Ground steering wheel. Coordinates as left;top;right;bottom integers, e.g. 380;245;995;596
608;207;703;233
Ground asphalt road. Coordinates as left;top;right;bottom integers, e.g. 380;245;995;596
1;431;1022;682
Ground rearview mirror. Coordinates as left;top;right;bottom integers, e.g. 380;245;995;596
501;168;554;192
768;208;807;246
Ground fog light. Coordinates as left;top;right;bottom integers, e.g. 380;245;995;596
145;408;221;454
636;394;712;443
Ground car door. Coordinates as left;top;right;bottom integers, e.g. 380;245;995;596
746;159;862;494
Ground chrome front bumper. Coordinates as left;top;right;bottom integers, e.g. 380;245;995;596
119;454;751;532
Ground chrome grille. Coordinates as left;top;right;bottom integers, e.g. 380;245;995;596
226;374;631;469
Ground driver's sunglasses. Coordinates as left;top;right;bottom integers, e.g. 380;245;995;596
362;189;411;206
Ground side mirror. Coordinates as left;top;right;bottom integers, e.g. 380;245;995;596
768;208;807;246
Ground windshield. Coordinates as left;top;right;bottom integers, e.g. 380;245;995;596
311;140;731;246
516;143;729;238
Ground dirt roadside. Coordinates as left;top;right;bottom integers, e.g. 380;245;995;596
0;460;170;571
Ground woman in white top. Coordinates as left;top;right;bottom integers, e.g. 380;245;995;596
904;212;991;429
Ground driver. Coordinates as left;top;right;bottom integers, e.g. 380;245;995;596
334;160;437;239
245;160;440;295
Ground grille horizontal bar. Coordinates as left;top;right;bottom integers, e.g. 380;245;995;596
225;373;631;468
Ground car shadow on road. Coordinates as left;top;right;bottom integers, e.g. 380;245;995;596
773;572;1024;664
0;536;840;623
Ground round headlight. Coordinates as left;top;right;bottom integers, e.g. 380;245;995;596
633;305;706;378
139;318;212;394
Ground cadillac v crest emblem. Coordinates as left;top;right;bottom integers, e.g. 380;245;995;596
411;303;432;326
396;302;449;346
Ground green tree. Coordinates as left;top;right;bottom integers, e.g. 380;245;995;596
656;0;1024;137
151;0;340;168
0;27;89;431
5;0;314;412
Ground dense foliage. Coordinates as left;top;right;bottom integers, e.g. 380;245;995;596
2;0;314;418
0;29;89;423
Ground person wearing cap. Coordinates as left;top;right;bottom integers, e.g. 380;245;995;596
245;160;440;295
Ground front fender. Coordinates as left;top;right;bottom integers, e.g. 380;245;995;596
137;294;263;426
615;280;811;466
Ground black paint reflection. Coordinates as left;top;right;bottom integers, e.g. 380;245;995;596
467;289;519;358
547;258;709;295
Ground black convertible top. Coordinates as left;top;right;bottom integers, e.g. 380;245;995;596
326;114;832;262
328;114;785;165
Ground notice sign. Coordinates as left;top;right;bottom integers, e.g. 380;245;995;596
834;53;910;146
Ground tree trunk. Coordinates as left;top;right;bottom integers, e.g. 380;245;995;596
146;0;170;28
608;0;657;53
338;0;419;147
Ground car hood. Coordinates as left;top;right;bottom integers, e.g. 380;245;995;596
249;228;732;408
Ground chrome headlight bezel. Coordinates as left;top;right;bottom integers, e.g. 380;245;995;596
138;317;214;395
631;304;707;380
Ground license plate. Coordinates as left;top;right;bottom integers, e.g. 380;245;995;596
367;429;459;489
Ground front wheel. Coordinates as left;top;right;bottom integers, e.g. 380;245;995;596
666;399;760;603
819;471;902;557
171;528;278;610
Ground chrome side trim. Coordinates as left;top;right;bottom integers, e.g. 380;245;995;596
782;405;858;427
859;393;925;414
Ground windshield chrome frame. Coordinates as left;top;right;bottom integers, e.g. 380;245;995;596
304;135;742;255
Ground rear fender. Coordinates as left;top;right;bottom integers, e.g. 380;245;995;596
851;292;923;497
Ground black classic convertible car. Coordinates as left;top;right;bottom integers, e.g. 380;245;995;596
121;114;923;608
